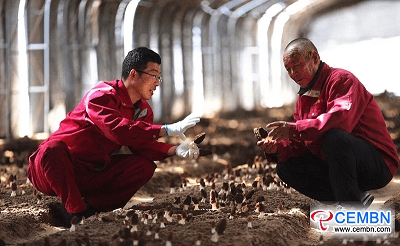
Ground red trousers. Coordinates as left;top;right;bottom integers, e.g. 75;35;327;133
27;140;156;214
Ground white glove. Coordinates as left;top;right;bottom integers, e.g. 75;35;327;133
175;141;199;159
166;114;200;140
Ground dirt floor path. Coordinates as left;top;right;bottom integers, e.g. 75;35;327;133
1;92;400;245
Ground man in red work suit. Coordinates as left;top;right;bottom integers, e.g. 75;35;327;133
257;38;399;208
27;47;201;227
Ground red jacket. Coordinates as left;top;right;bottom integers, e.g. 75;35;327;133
274;63;399;176
35;79;174;170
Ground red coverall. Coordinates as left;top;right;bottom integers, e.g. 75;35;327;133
266;62;399;203
27;79;174;214
270;63;399;176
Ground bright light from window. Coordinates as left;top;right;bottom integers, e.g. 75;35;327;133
320;36;400;96
123;1;140;55
258;3;285;108
241;46;256;111
191;27;204;117
123;1;163;119
270;0;311;107
285;0;311;15
17;0;30;137
270;12;289;107
173;43;184;95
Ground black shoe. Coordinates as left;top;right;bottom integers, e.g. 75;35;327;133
361;193;374;208
47;202;77;228
82;198;98;218
46;200;98;228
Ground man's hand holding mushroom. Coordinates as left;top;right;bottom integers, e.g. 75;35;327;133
256;121;291;154
257;139;278;154
174;141;200;159
168;132;211;159
265;121;290;141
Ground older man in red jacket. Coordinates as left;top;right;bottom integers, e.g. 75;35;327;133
28;47;201;226
258;38;399;208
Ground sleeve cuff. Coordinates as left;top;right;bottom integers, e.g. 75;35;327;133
288;122;300;140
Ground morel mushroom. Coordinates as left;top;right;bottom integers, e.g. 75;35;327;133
199;178;206;191
195;233;202;246
209;190;218;211
10;182;17;197
210;218;227;243
177;214;185;225
200;189;207;203
70;216;79;232
125;210;135;221
192;197;200;210
258;203;266;219
247;216;253;228
165;232;173;246
132;231;139;246
193;132;206;144
183;195;191;211
130;213;139;232
159;215;166;228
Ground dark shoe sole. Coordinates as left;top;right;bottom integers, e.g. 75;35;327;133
362;194;374;208
46;202;74;228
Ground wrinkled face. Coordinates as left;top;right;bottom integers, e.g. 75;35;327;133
283;47;318;88
131;62;161;100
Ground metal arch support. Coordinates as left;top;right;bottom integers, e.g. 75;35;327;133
130;1;154;49
114;0;133;66
190;6;219;117
95;0;121;81
155;2;181;120
146;1;163;52
121;0;182;120
247;0;285;109
78;0;88;42
192;0;219;117
24;0;52;137
3;0;374;141
159;1;201;119
170;2;194;117
57;0;76;113
256;1;287;108
226;0;276;111
43;0;51;135
77;0;95;95
248;0;283;18
170;3;186;98
132;0;200;120
0;1;18;139
182;6;208;117
132;1;162;119
130;1;161;49
270;0;318;107
208;0;246;113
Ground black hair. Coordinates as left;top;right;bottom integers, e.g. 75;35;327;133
121;47;161;80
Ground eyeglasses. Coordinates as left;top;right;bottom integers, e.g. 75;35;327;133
136;70;163;83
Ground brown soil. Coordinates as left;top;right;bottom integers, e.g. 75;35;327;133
1;91;400;246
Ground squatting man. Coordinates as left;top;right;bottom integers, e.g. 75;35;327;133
257;38;399;208
27;47;203;226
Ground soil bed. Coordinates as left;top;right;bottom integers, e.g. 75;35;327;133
1;92;400;246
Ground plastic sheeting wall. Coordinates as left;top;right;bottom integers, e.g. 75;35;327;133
0;0;361;139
